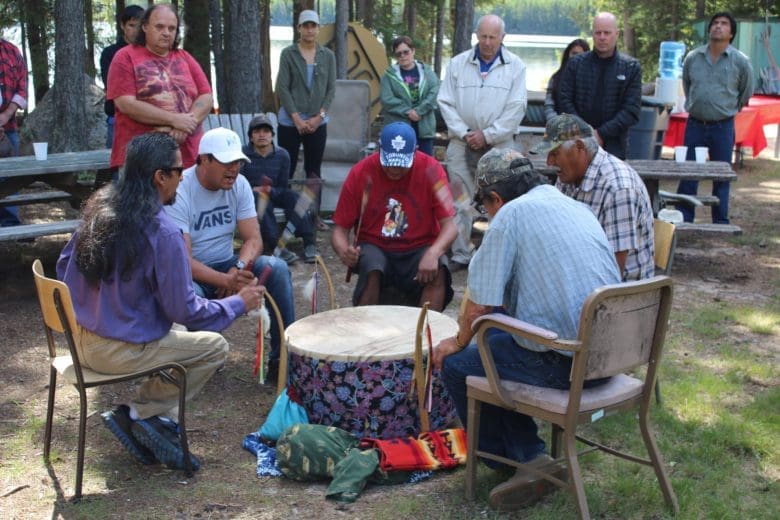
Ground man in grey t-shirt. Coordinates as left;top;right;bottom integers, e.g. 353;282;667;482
166;128;295;380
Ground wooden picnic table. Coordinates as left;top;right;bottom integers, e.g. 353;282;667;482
0;148;110;199
529;157;740;234
0;149;110;241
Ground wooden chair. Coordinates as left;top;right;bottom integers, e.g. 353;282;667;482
653;219;676;404
464;276;679;519
654;219;677;276
32;260;193;500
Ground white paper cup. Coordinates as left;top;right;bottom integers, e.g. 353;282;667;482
695;146;708;163
674;146;687;163
33;142;48;161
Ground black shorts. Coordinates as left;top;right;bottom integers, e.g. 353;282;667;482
353;243;453;308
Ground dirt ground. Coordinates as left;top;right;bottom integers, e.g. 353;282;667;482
0;151;778;518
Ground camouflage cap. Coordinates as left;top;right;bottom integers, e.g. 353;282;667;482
475;148;534;188
530;113;594;154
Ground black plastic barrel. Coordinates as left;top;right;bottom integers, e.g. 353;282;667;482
626;96;674;160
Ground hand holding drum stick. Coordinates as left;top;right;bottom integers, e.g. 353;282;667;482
346;176;373;283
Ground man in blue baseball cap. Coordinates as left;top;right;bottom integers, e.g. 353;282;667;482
332;122;458;310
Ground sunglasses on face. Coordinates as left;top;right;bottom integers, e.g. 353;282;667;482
395;49;412;58
164;166;183;179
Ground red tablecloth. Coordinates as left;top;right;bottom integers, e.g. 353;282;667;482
663;95;780;157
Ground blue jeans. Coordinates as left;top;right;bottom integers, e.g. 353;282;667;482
442;330;607;466
278;123;328;215
0;130;20;226
677;117;735;223
192;254;295;359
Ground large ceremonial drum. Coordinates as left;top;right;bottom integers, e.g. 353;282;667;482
285;305;458;439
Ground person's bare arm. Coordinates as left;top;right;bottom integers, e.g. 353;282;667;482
615;250;628;278
235;217;263;264
114;95;199;134
433;297;491;369
417;217;457;283
332;224;360;268
183;232;251;295
190;93;213;124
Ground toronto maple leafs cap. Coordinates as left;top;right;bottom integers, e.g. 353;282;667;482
379;122;416;169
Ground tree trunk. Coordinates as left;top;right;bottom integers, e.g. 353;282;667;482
115;0;126;39
452;0;474;55
183;0;211;85
84;0;96;77
208;0;227;112
695;0;705;20
404;1;416;38
622;7;635;57
335;0;348;79
23;0;50;103
434;0;444;76
223;0;261;113
356;0;373;29
260;0;275;111
53;0;87;152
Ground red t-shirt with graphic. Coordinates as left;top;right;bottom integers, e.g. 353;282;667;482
333;152;455;252
107;45;211;169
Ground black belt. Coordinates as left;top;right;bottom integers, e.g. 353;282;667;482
688;115;734;125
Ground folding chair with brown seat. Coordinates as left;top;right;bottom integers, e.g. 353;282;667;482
31;259;193;500
464;275;679;519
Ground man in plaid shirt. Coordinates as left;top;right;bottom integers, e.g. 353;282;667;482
533;114;654;281
0;37;28;226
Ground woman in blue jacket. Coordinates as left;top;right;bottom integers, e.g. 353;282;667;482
380;36;440;156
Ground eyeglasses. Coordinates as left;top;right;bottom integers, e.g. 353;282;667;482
395;49;412;58
165;166;183;179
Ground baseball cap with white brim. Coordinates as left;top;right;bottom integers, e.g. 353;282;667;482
198;127;249;163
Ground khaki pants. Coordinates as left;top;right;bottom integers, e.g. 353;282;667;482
75;326;229;420
445;137;521;264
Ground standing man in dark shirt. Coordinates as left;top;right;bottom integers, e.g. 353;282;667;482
100;4;144;148
558;12;641;159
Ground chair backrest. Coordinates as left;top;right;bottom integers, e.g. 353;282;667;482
575;276;673;381
202;112;278;147
32;259;79;359
653;219;676;275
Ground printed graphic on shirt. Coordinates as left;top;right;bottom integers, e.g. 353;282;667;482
134;58;195;113
382;198;408;238
194;205;233;231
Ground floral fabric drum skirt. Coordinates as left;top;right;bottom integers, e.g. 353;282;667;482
284;306;458;439
288;353;456;439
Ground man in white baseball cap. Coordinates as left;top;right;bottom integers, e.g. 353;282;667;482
165;127;296;383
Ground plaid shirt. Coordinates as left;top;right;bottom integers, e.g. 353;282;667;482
557;148;654;281
0;39;28;132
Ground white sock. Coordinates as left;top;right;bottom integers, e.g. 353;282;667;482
128;405;141;421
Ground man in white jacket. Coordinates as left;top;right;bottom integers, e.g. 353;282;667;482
437;14;527;268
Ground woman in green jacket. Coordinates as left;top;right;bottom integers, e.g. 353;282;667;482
276;10;336;228
380;36;440;156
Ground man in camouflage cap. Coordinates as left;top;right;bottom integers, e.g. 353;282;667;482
532;113;654;281
434;146;620;512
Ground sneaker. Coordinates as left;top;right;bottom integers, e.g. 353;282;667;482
100;405;156;465
303;244;318;264
131;416;201;471
487;454;567;511
278;248;299;265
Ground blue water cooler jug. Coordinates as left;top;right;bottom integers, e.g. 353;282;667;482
659;41;685;79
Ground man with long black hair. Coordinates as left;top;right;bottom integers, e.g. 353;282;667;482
57;133;265;471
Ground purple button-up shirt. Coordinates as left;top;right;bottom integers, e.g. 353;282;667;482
57;207;245;343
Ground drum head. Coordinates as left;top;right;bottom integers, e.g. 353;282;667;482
285;305;457;362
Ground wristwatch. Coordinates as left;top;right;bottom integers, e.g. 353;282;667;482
234;259;246;270
319;110;327;119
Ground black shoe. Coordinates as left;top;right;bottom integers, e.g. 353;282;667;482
101;405;156;465
131;416;201;471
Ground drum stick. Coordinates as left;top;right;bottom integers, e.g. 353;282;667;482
346;176;372;283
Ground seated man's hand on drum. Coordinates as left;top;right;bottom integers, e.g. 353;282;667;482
433;337;461;370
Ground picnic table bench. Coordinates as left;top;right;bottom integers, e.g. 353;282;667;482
0;149;109;242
